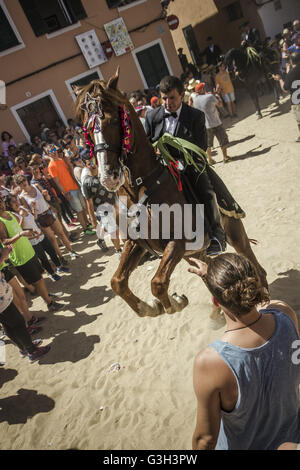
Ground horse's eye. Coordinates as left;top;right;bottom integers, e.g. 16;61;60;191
110;117;119;126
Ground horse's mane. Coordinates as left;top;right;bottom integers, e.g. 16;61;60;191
224;48;245;66
74;79;130;123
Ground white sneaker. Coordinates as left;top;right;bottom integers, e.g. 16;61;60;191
70;251;79;260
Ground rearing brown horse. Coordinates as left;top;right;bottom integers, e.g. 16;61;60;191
74;68;267;318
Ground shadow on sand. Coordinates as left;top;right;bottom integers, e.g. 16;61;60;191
0;388;55;424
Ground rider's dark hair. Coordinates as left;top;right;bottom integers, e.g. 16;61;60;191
159;76;184;95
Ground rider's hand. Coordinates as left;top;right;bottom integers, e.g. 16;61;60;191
272;74;281;81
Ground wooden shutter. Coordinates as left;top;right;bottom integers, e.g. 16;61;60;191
106;0;123;9
64;0;87;21
19;0;48;37
0;5;20;52
136;44;169;89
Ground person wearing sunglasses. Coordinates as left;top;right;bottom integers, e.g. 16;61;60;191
0;244;51;363
46;145;95;237
0;196;63;313
80;152;122;256
15;173;79;262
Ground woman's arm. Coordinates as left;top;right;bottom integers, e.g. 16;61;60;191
0;220;34;245
192;349;222;450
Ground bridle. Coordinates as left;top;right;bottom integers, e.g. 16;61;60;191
81;93;165;190
81;94;132;164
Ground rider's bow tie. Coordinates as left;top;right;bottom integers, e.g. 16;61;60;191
164;111;178;119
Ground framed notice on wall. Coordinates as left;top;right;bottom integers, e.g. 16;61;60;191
75;30;107;68
104;17;134;56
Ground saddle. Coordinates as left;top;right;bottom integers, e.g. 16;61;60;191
155;134;245;220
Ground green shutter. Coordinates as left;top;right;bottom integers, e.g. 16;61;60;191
64;0;87;21
19;0;48;37
106;0;123;9
0;5;20;52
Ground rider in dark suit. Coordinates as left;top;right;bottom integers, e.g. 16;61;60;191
202;37;223;66
240;21;262;49
144;75;226;256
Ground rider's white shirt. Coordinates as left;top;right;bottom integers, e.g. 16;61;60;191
164;103;182;136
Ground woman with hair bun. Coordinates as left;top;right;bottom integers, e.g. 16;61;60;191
189;253;300;450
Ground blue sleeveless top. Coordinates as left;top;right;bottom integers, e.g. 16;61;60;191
210;308;300;450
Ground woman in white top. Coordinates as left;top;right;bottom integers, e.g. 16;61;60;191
14;174;77;262
5;195;69;282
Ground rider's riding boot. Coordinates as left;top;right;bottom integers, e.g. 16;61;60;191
188;167;226;256
204;193;227;257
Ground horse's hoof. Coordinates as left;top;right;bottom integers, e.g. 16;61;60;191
165;293;189;314
137;299;164;317
209;305;226;330
256;113;262;119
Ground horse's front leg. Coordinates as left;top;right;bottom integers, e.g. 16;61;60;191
151;240;188;314
111;240;163;317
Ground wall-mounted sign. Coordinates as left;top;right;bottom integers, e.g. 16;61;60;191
104;17;134;56
76;30;107;68
167;15;179;30
102;41;114;58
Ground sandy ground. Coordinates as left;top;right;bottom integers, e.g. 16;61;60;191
0;89;300;450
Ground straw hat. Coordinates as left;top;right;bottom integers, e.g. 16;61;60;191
200;63;209;71
187;78;200;91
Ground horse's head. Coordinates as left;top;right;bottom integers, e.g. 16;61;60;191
224;48;247;72
74;68;131;192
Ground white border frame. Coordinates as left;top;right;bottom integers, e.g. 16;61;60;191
118;0;147;12
132;38;173;89
0;0;25;57
10;90;68;142
65;67;104;102
46;21;81;39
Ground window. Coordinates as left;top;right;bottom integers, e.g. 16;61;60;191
19;0;87;37
225;1;243;22
65;68;104;101
133;39;172;89
106;0;145;9
11;90;67;142
274;0;282;11
0;0;24;55
182;25;201;65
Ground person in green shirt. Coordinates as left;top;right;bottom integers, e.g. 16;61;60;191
0;196;63;313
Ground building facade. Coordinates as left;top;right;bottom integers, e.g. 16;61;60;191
0;0;182;143
167;0;300;68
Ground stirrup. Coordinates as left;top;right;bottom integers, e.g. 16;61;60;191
206;237;226;257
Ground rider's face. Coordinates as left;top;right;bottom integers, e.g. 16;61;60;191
160;88;184;113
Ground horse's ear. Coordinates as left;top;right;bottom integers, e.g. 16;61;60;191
107;67;120;90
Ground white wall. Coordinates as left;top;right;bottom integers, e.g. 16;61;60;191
258;0;300;38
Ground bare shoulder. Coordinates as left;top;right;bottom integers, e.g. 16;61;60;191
265;300;298;331
194;346;231;389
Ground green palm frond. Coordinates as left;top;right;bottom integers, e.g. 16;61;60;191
246;46;261;64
